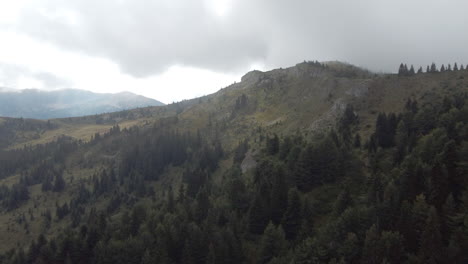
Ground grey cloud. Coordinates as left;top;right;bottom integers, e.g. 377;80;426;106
14;0;468;76
0;63;72;89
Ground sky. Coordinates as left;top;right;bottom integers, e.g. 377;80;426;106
0;0;468;103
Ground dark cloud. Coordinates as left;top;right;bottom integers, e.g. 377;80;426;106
14;0;468;76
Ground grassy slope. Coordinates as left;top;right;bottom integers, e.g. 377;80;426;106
0;62;467;252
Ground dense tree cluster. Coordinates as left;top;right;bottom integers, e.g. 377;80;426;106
0;87;467;263
399;62;467;75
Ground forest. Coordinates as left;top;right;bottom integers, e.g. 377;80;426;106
0;84;466;264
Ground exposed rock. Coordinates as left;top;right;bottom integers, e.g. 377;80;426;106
308;98;346;132
241;149;258;173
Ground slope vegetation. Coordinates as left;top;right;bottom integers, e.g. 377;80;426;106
0;61;467;263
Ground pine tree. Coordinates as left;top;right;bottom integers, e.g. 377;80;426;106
428;162;449;209
409;65;415;75
380;231;404;263
281;188;302;240
454;63;459;71
417;66;423;74
448;63;452;71
266;134;280;155
430;62;438;72
258;222;286;264
353;134;361;148
418;207;444;263
333;188;353;215
248;192;270;234
398;63;407;76
460;64;465;70
53;173;66;192
362;225;382;264
270;167;288;225
440;64;446;72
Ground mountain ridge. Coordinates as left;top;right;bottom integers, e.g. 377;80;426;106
0;88;164;119
0;61;467;262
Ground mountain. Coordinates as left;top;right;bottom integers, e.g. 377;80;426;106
0;88;164;119
0;61;467;263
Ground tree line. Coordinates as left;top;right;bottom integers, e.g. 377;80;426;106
398;62;467;76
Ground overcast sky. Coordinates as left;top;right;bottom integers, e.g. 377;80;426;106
1;0;468;103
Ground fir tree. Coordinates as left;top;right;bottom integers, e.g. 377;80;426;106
409;65;415;75
258;222;286;264
281;188;302;240
418;207;444;263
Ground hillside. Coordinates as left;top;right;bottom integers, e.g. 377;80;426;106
0;89;164;119
0;61;467;264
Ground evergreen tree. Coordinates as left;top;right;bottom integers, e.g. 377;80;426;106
281;188;302;240
353;134;361;148
418;207;444;263
266;134;280;155
270;167;288;225
53;173;66;192
248;191;270;234
398;63;407;76
409;65;415;75
333;188;353;216
417;66;423;74
440;64;446;72
258;222;286;264
361;225;382;264
454;63;459;71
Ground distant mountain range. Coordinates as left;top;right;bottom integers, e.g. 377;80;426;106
0;88;164;119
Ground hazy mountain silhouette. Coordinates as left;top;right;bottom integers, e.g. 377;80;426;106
0;88;164;119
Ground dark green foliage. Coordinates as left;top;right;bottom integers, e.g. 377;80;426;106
258;222;286;264
266;134;280;155
281;188;302;240
2;90;468;264
56;202;69;220
270;167;288;225
0;183;29;210
294;135;341;191
374;112;397;148
233;139;249;164
248;189;271;235
353;133;361;148
53;173;66;192
333;188;353;216
418;207;444;263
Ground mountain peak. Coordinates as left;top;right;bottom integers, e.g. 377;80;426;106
0;88;164;119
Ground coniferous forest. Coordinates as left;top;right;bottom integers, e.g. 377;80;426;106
0;62;468;264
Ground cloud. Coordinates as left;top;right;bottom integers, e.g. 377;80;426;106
0;63;72;89
1;0;468;103
14;0;268;77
